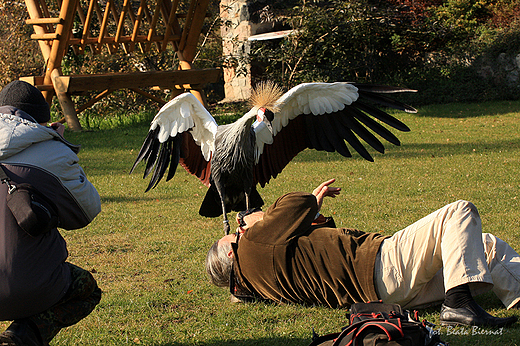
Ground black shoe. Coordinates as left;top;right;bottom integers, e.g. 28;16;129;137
440;301;518;327
0;332;17;346
0;321;43;346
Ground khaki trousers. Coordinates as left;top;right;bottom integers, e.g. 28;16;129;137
374;200;520;309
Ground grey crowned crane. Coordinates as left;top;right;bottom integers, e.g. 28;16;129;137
131;82;416;234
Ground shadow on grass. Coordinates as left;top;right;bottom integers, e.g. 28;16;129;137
413;100;520;119
153;337;311;346
288;138;520;163
100;195;176;203
388;139;520;159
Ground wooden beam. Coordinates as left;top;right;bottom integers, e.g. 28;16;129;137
146;0;164;51
24;0;53;102
161;0;180;51
23;0;219;128
41;0;78;105
129;87;166;105
115;0;130;43
108;0;121;53
130;0;147;52
53;68;220;93
68;34;180;46
178;0;197;51
51;69;82;131
161;0;182;52
26;17;63;25
19;76;44;84
19;76;54;91
30;33;60;40
76;89;114;113
92;0;106;53
97;0;113;53
180;0;210;62
81;0;96;53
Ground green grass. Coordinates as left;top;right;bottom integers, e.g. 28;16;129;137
4;100;520;345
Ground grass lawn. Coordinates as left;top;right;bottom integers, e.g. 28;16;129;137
4;99;519;345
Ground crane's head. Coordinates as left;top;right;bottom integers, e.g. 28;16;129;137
256;107;275;132
249;81;283;131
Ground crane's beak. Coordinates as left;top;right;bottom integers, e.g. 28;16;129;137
257;108;274;132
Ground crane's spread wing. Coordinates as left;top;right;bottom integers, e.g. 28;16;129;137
130;93;217;191
253;82;416;187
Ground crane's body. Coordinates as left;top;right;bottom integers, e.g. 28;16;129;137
131;82;417;234
199;114;263;230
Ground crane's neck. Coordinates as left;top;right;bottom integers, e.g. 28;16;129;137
215;109;257;172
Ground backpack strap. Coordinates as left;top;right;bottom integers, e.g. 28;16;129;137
333;319;405;346
0;164;9;181
0;164;17;194
356;320;404;339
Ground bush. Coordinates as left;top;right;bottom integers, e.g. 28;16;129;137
249;0;520;105
0;0;43;87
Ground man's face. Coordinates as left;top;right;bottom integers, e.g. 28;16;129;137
219;233;238;247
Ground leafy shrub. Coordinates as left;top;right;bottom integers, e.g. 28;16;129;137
249;0;520;105
0;0;43;87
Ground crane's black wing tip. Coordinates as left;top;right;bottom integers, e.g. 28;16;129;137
130;129;183;192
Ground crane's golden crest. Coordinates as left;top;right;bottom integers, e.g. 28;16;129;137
249;81;283;112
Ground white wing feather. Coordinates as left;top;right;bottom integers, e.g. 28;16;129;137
271;82;359;136
253;82;359;162
150;93;217;161
253;120;273;162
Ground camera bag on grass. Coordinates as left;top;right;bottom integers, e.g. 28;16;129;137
308;301;447;346
0;164;58;236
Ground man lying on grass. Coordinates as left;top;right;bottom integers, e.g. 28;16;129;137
206;178;520;327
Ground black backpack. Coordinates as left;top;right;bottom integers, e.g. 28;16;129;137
309;301;448;346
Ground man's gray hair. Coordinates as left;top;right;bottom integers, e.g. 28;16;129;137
205;239;233;287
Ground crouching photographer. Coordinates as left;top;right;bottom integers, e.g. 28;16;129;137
0;81;102;346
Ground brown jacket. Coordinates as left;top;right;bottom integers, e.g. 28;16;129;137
231;191;387;308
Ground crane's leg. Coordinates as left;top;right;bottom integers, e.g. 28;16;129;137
244;190;251;210
215;184;231;235
221;206;230;235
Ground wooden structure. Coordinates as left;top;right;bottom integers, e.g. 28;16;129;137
22;0;220;131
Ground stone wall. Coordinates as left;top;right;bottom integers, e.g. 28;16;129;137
220;0;253;101
477;52;520;88
219;0;282;101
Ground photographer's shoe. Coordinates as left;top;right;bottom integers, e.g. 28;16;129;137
440;300;517;327
0;321;43;346
0;332;17;346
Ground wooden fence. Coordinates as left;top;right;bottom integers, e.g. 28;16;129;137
22;0;220;130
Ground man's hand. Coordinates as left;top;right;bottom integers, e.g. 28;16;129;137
312;178;341;212
50;122;65;137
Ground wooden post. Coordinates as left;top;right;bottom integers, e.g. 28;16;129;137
175;0;211;108
51;69;82;131
24;0;53;102
44;0;83;130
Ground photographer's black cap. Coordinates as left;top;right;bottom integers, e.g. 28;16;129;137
0;80;51;123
